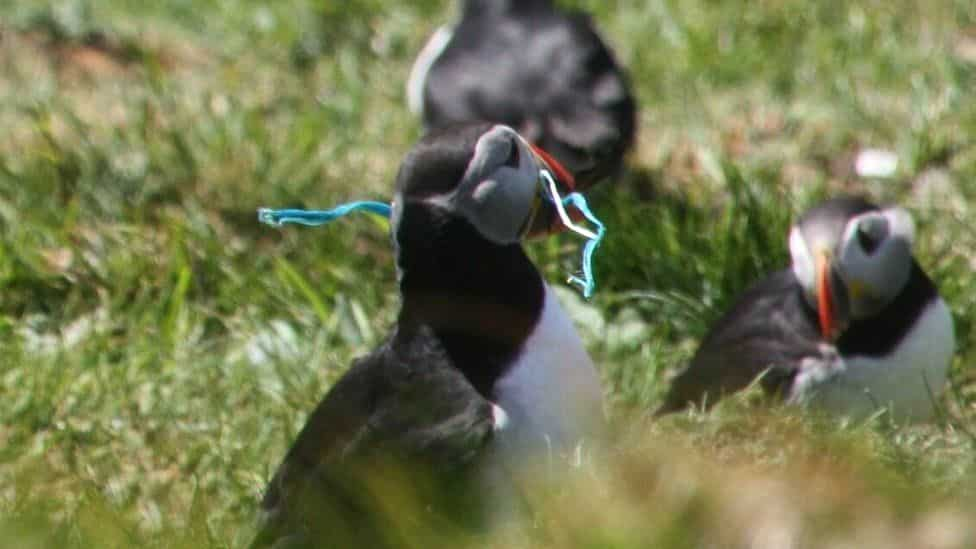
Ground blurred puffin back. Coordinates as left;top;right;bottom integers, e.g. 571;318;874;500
409;0;636;187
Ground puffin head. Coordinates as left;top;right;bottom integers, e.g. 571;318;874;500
391;122;580;249
788;196;916;341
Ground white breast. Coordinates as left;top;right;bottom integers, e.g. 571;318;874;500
794;297;955;423
492;285;605;455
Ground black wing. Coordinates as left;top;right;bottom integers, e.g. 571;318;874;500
657;270;823;415
422;9;636;187
252;327;495;548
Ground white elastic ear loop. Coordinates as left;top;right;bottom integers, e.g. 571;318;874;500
541;170;598;240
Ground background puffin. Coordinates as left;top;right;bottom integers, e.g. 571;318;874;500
406;0;637;188
656;196;955;423
251;123;605;548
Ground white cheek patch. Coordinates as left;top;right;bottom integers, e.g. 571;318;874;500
789;227;815;291
471;178;500;202
466;126;519;182
464;167;526;211
883;207;915;245
491;404;510;432
835;210;915;314
838;217;869;267
449;127;538;244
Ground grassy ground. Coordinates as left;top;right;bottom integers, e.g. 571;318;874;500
2;0;976;546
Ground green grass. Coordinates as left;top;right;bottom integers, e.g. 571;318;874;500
2;0;976;546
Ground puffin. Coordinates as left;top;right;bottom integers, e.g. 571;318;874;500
251;123;605;548
406;0;637;188
656;196;955;423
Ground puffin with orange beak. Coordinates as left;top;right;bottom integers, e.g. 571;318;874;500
657;196;955;422
252;123;605;548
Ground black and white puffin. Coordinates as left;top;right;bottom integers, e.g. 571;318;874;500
657;197;955;422
406;0;637;188
251;123;605;548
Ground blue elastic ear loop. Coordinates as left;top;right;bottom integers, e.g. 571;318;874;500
560;193;605;299
257;201;392;227
257;192;604;298
540;169;606;299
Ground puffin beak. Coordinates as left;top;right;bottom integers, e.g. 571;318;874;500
816;250;839;341
530;143;576;193
521;144;585;238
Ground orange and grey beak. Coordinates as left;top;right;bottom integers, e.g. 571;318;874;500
530;144;576;193
815;250;849;341
521;144;586;238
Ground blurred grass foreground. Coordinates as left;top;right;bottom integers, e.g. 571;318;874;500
2;0;976;547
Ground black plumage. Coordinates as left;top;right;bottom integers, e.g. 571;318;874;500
252;329;498;548
657;265;939;415
252;123;596;548
657;197;945;417
396;202;546;397
657;270;823;415
410;0;637;187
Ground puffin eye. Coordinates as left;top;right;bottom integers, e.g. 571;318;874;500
502;140;520;169
856;220;885;255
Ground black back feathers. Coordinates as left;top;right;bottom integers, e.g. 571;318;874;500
252;124;555;547
413;2;636;187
